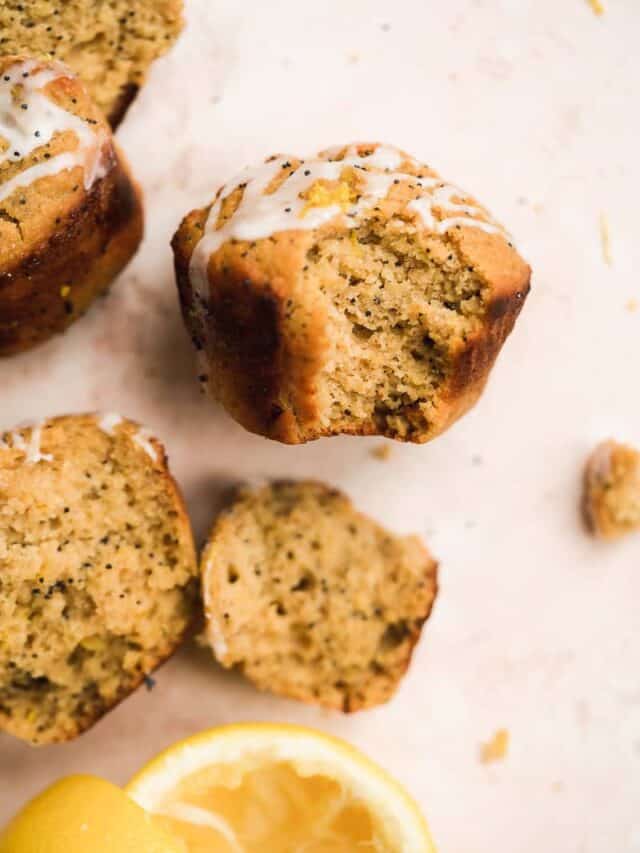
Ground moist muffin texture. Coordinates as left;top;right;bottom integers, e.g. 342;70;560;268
173;142;531;445
201;480;438;712
0;1;184;127
0;55;143;356
583;440;640;539
0;414;198;745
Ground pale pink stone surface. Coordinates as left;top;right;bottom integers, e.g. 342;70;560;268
1;1;639;849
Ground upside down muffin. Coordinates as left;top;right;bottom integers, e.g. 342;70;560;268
0;414;198;745
0;56;143;356
200;480;438;712
173;142;531;444
0;1;184;128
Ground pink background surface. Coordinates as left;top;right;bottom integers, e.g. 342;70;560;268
1;1;639;849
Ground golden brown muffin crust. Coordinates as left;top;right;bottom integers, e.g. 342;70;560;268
201;480;438;712
0;56;143;356
0;414;199;745
173;143;530;444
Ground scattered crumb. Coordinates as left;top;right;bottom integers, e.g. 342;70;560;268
380;22;392;32
583;440;640;539
347;52;360;64
370;443;393;461
480;728;509;763
626;299;638;313
551;781;565;793
471;454;483;467
532;202;544;214
600;213;613;265
586;0;605;14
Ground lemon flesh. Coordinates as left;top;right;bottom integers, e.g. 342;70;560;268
153;761;378;851
0;775;184;853
126;723;435;853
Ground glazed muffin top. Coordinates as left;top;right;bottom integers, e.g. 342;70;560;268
0;55;113;270
188;142;529;307
0;0;184;127
174;143;530;444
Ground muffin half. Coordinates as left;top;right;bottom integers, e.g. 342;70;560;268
173;142;530;444
0;414;198;745
201;480;438;712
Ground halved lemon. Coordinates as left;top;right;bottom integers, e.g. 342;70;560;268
0;774;183;853
126;723;435;852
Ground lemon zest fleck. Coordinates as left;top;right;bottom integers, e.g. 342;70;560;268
599;212;612;266
300;180;354;218
480;728;509;763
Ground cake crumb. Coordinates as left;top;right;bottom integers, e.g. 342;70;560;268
626;299;637;313
480;728;509;763
583;440;640;539
586;0;605;14
599;213;613;265
371;443;393;461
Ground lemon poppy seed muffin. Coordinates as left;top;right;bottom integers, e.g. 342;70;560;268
0;1;184;128
173;142;531;445
583;440;640;539
0;56;143;356
201;480;438;712
0;414;199;745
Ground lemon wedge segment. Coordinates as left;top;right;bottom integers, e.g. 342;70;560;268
125;723;435;852
0;774;184;853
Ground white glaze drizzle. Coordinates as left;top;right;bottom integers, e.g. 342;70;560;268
8;430;26;451
0;421;53;463
0;59;109;205
159;803;241;850
133;428;158;462
189;143;506;302
24;422;53;463
97;412;123;435
95;413;159;462
206;614;229;661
